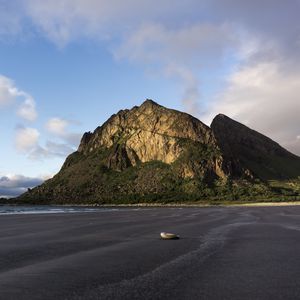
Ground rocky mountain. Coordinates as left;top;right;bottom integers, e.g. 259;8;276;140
77;99;227;178
17;100;300;204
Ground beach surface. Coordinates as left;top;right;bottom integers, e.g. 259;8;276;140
1;206;300;299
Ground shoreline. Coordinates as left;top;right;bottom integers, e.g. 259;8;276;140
101;201;300;207
2;201;300;208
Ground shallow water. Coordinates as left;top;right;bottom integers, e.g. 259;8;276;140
0;205;118;215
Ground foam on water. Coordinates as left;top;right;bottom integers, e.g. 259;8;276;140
0;205;119;215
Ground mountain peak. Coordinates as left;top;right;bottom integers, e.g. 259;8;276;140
140;99;160;107
211;113;231;123
215;113;227;118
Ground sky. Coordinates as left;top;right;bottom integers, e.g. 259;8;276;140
1;0;300;197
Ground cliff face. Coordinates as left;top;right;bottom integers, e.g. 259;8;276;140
77;100;227;178
17;100;300;204
79;100;211;163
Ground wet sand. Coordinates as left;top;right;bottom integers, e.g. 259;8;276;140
1;206;300;299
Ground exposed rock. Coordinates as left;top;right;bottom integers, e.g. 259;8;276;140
107;144;139;171
78;99;221;177
78;131;93;152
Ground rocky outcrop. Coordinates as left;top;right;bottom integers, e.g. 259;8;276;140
79;100;215;154
78;99;225;177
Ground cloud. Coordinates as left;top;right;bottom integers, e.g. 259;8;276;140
0;75;19;107
0;74;38;121
15;1;300;112
0;174;44;198
17;117;82;160
15;126;40;152
202;61;300;155
17;97;37;121
46;117;68;135
164;64;202;115
209;0;300;54
116;23;235;65
194;0;300;156
46;117;81;146
29;141;75;160
24;0;201;46
13;117;81;160
15;128;80;161
115;23;236;114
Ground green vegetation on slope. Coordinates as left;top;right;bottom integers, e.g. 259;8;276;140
17;144;300;205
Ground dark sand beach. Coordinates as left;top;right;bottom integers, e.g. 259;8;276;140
1;206;300;299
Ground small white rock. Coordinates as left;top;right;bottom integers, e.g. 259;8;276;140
160;232;180;240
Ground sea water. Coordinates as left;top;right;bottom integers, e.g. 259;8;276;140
0;205;118;215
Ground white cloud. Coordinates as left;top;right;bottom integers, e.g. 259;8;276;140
12;117;81;161
15;126;40;152
46;117;81;146
14;117;82;161
46;117;69;135
17;97;37;121
0;74;37;121
0;75;19;106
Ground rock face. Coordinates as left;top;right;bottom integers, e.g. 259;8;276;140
77;100;226;178
80;101;212;164
17;100;300;204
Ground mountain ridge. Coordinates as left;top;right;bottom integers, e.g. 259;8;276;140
16;99;300;204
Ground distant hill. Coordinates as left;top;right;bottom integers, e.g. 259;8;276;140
17;100;300;204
